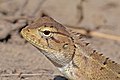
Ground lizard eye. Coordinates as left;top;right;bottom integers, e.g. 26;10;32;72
41;30;52;37
38;26;56;38
43;30;50;35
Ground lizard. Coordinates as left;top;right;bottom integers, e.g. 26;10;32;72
21;16;120;80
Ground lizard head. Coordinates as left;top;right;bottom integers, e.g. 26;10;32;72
21;16;75;67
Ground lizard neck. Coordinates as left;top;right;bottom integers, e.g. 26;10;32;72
39;48;75;68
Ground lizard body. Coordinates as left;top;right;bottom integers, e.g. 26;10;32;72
21;16;120;80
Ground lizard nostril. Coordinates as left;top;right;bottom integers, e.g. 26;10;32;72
27;29;30;32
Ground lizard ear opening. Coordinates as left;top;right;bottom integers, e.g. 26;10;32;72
63;43;69;49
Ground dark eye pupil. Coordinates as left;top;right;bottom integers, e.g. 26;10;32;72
43;30;50;35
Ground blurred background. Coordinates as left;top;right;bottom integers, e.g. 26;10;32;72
0;0;120;80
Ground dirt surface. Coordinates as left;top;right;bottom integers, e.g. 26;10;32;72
0;0;120;80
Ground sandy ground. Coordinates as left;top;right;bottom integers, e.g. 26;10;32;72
0;0;120;80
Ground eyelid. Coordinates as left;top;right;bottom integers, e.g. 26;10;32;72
38;26;57;32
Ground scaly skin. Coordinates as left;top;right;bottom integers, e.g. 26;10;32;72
21;16;120;80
